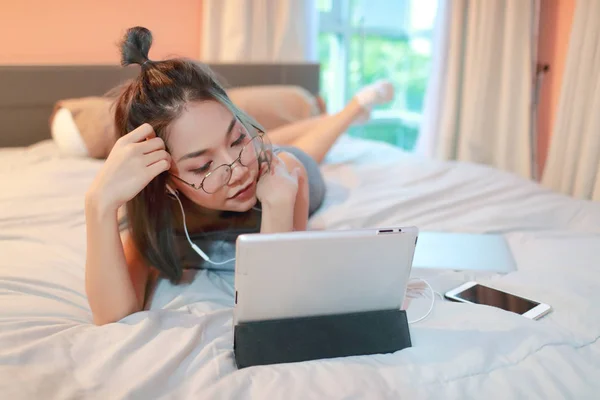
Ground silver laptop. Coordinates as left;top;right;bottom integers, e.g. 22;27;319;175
412;231;516;273
233;226;418;324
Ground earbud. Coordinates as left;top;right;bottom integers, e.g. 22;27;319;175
165;183;178;198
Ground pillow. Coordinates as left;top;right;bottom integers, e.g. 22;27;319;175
49;85;323;159
50;108;89;157
49;96;116;159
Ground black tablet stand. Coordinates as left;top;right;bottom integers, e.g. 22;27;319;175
234;308;411;369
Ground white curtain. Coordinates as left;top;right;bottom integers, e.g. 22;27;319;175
201;0;317;63
416;0;535;179
542;0;600;201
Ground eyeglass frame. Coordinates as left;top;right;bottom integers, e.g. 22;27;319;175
169;124;270;194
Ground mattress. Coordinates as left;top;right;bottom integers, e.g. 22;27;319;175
1;137;599;399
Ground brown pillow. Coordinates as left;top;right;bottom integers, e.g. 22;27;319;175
50;85;323;159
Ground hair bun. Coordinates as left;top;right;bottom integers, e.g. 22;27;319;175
120;26;153;67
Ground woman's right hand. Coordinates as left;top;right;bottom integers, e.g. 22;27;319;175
86;123;171;213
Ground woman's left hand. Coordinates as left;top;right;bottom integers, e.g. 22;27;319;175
255;152;301;209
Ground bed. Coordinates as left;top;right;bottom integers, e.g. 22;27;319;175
1;65;599;399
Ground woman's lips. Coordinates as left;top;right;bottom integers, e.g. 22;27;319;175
230;180;255;201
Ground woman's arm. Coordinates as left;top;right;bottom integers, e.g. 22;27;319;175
84;123;169;325
278;152;309;231
85;196;150;325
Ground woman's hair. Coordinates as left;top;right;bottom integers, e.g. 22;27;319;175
114;26;259;283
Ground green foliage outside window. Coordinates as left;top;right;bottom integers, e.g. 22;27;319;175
317;1;435;151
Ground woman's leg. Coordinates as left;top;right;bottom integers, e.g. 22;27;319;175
269;80;395;164
284;100;363;164
266;114;333;146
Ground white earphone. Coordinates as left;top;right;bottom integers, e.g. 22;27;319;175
166;183;235;266
165;183;178;197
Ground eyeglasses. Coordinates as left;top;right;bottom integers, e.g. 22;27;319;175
170;128;270;195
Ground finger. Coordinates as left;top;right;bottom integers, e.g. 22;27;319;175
123;123;156;144
273;157;288;175
264;152;278;167
270;153;283;165
263;147;275;159
138;137;165;154
290;167;302;182
146;159;170;179
144;150;171;167
259;163;268;177
297;167;306;183
266;155;279;173
264;148;276;165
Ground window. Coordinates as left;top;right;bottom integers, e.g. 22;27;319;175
318;0;438;151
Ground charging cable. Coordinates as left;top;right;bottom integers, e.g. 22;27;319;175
406;277;436;324
172;190;236;266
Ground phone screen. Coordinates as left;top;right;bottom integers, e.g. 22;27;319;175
452;284;540;314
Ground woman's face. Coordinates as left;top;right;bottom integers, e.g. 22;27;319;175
167;100;261;212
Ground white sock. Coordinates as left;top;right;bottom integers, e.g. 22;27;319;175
354;80;395;110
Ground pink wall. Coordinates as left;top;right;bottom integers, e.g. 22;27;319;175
0;0;202;65
536;0;576;178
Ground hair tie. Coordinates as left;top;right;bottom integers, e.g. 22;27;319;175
142;59;150;67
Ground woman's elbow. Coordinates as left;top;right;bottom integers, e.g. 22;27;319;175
90;299;141;326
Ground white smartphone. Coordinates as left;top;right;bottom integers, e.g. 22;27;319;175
445;281;552;320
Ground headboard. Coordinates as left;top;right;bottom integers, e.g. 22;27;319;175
0;63;320;148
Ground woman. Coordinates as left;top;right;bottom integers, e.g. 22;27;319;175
85;27;394;325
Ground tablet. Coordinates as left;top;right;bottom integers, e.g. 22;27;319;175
233;226;418;324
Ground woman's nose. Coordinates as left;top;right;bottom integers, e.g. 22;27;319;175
228;160;247;185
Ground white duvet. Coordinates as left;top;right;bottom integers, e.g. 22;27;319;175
1;137;599;399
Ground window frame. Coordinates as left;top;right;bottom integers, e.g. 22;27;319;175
318;0;436;146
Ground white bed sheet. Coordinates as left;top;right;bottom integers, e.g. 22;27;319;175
1;138;599;399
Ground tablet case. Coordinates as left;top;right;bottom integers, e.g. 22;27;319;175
233;309;411;368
